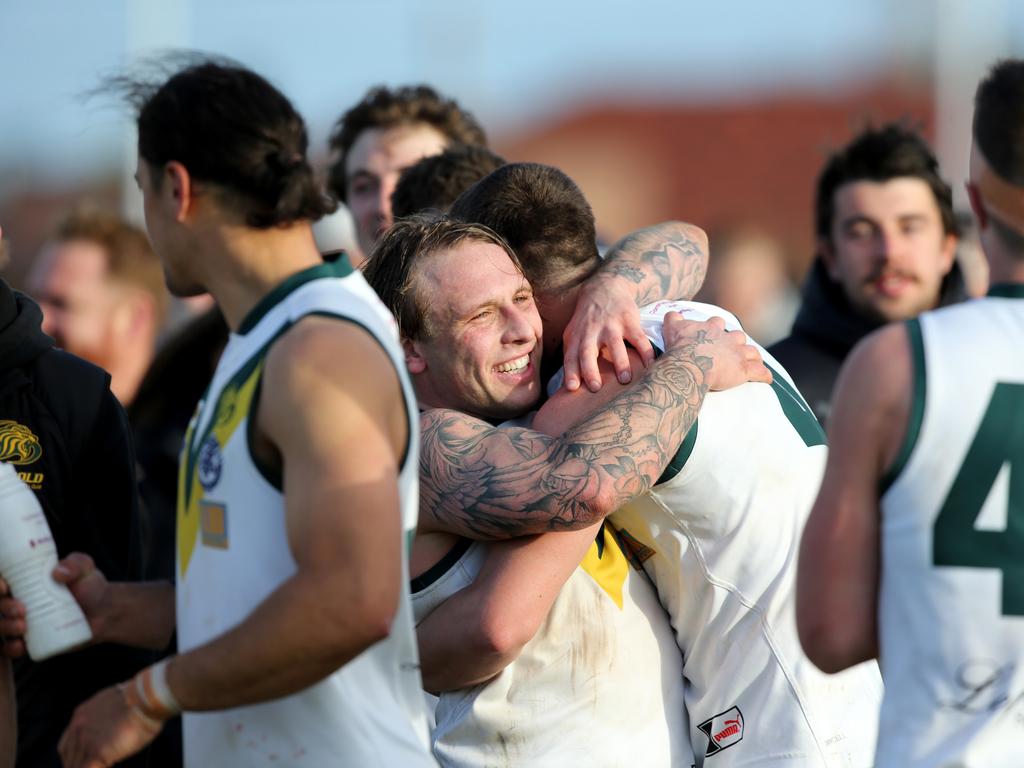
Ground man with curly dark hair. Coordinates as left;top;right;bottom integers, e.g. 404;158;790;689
769;124;966;427
327;85;486;263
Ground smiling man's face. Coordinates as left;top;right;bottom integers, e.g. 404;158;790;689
405;239;544;421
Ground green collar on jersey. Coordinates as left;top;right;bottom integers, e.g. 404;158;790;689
987;283;1024;299
236;252;354;335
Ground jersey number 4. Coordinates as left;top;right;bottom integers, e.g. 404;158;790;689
933;382;1024;616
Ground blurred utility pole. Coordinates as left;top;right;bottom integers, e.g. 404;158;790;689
121;2;191;225
933;0;1011;212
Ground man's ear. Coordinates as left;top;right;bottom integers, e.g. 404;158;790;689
818;237;839;279
107;287;157;344
938;231;959;276
403;338;427;375
966;182;989;231
164;161;195;223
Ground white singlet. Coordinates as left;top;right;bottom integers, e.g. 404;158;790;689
176;256;434;767
606;300;883;767
878;287;1024;767
412;524;694;767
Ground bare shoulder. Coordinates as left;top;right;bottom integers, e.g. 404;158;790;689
260;315;406;441
267;315;397;374
839;323;912;408
832;322;913;468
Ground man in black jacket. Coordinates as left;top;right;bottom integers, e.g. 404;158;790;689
0;273;156;767
769;125;967;427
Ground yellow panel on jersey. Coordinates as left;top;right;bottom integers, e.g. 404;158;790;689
177;357;265;578
578;524;629;609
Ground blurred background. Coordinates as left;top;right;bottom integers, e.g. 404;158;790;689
0;0;1018;341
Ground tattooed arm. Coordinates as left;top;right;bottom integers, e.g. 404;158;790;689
600;221;708;306
561;222;709;392
419;313;769;539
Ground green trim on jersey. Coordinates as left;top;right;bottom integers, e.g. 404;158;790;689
182;352;267;514
649;340;698;485
987;283;1024;299
880;318;926;493
178;350;268;577
767;363;825;447
245;326;296;491
657;421;698;485
246;310;416;492
236;254;354;335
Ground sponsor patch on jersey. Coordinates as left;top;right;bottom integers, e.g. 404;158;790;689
0;420;43;465
200;501;229;549
698;706;744;757
197;435;223;491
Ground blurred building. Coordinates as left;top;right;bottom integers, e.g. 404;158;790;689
495;81;934;280
2;78;934;293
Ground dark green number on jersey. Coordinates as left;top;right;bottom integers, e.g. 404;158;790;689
933;382;1024;616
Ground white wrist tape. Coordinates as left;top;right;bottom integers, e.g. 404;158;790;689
135;659;182;719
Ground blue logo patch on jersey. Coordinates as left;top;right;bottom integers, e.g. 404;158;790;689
197;435;223;491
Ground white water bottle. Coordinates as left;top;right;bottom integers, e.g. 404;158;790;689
0;462;92;660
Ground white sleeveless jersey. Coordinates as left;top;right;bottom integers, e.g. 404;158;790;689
878;288;1024;768
176;257;434;767
411;526;694;767
606;300;883;767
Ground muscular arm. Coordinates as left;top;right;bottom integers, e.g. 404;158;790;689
420;318;713;539
417;353;648;689
599;221;708;306
797;323;910;673
166;318;407;708
420;315;766;539
562;222;708;391
59;318;412;766
416;525;599;692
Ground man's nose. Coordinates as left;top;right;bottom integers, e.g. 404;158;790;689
377;179;396;229
503;307;535;345
875;227;903;262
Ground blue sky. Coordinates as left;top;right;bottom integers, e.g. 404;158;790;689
0;0;1016;191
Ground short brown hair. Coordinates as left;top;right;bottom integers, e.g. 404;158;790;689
362;213;520;341
53;209;169;324
327;85;487;202
815;123;957;243
391;144;507;219
449;163;599;291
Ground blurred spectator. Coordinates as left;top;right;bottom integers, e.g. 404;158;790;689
326;85;487;265
27;209;169;406
768;124;966;426
391;143;506;219
0;260;152;767
697;225;798;345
